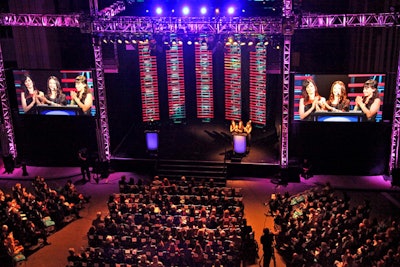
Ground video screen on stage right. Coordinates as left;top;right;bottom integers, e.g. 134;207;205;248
293;73;386;122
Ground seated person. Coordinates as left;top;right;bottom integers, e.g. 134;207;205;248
353;79;381;122
324;81;350;112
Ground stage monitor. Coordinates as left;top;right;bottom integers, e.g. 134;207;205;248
293;73;386;122
12;69;96;116
233;133;247;154
145;131;159;151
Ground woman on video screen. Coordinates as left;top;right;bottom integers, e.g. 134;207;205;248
70;75;93;115
41;76;67;106
20;74;45;114
324;80;350;112
298;78;326;121
353;79;380;122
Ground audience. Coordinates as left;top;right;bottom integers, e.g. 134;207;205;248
66;175;257;267
0;176;89;263
268;182;400;267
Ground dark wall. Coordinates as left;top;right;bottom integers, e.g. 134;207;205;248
13;115;97;166
289;122;392;175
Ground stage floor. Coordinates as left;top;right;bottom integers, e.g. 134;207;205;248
112;120;280;164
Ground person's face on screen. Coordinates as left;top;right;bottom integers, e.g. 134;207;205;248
363;85;375;97
49;78;57;91
24;77;34;90
75;82;85;92
333;84;342;96
306;82;316;97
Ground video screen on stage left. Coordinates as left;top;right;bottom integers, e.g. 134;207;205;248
13;69;96;116
293;73;386;122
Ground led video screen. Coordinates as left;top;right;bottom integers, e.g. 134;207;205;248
293;74;385;122
13;69;96;116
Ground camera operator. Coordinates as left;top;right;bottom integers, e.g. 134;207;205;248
260;227;275;267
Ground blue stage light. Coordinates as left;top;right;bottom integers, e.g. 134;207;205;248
200;7;207;15
182;6;190;15
155;7;163;15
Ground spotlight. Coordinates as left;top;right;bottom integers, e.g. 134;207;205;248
187;40;192;45
117;38;123;44
103;38;108;44
200;7;207;15
155;7;162;15
227;6;235;15
248;41;253;46
215;8;220;15
182;6;190;15
125;39;130;44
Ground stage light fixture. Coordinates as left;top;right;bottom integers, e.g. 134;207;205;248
215;8;220;15
155;7;163;15
117;38;123;44
200;7;207;15
125;39;130;44
103;38;108;44
187;40;192;45
182;6;190;15
227;6;235;15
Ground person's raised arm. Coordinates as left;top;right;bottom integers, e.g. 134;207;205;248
359;98;380;119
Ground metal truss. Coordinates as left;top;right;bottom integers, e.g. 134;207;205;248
93;40;111;162
0;43;17;158
97;1;125;19
0;13;81;28
300;13;400;29
283;0;293;18
280;35;291;168
92;16;283;35
389;52;400;173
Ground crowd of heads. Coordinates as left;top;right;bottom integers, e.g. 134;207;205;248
269;183;400;267
66;175;258;267
0;177;88;261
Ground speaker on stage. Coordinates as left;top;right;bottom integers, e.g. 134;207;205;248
392;168;400;186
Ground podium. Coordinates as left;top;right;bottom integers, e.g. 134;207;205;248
232;133;247;154
145;130;159;152
310;111;363;122
36;105;82;116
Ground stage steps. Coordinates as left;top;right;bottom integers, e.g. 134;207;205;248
156;160;227;185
